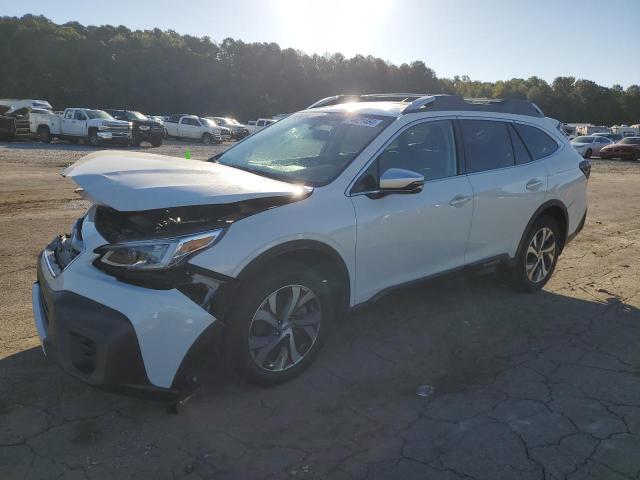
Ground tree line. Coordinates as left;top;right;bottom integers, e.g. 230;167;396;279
1;15;638;125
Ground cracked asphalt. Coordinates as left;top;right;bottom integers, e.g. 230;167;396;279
1;140;639;479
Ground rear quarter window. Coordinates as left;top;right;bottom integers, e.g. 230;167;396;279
514;124;559;160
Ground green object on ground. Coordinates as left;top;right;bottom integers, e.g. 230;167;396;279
185;148;191;160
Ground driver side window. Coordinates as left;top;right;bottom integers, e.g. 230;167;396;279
74;110;86;121
354;120;457;193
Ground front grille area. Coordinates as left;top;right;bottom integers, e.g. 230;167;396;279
46;217;84;275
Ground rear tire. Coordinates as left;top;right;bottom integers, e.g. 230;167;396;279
226;260;333;386
509;216;560;293
38;126;51;143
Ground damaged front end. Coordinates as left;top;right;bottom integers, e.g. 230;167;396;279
91;194;306;310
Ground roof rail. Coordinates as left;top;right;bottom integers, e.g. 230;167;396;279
306;93;427;109
307;93;544;117
403;94;544;117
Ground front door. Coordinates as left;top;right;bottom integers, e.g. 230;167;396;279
351;119;474;303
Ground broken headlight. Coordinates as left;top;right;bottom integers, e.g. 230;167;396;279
94;229;224;271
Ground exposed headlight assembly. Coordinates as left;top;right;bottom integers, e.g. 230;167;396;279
138;125;150;131
95;229;224;271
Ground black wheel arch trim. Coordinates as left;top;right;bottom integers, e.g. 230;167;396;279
220;239;351;318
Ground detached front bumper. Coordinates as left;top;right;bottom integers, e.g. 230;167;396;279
32;221;223;401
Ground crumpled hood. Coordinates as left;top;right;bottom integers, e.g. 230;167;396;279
62;151;309;211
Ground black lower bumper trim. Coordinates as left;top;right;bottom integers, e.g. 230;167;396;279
36;258;222;402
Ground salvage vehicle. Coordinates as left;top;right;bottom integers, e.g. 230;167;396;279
105;109;164;147
599;137;640;160
246;118;276;134
206;116;250;140
0;106;17;141
32;93;589;409
200;118;232;141
30;108;131;145
164;114;224;144
146;115;168;138
0;99;53;111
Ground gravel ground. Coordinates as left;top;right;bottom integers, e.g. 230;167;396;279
1;139;640;479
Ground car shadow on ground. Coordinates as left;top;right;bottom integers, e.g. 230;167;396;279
1;273;639;479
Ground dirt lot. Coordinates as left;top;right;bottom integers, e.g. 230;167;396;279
1;139;639;480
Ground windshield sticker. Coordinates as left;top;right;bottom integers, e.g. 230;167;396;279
343;117;383;127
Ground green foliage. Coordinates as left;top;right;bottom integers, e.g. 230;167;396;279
1;15;638;124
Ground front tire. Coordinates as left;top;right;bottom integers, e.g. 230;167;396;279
584;148;592;159
149;134;163;147
202;133;212;145
88;130;99;147
226;261;333;386
510;216;560;293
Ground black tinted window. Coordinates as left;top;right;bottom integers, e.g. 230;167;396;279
377;120;457;182
514;124;558;160
461;120;514;173
508;124;532;165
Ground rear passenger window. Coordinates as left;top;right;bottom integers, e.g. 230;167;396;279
460;120;514;173
514;124;558;160
508;124;532;165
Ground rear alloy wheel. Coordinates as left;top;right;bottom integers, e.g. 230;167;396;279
510;216;560;293
227;261;333;385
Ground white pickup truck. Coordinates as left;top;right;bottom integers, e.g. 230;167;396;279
246;118;276;134
163;115;225;144
30;108;131;145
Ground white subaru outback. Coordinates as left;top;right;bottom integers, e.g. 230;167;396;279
33;94;589;405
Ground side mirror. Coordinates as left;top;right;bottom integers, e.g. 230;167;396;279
379;168;425;192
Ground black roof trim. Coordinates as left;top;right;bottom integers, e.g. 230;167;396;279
307;93;544;118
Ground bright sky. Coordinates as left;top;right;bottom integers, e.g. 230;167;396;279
5;0;639;88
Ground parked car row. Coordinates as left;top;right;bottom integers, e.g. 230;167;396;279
0;98;265;147
571;134;640;160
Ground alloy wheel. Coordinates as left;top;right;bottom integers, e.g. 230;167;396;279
248;284;322;372
525;227;556;283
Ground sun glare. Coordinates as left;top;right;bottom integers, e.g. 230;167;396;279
274;0;392;57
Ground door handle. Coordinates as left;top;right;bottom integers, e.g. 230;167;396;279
526;178;543;191
449;194;472;207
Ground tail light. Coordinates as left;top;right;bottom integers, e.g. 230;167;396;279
579;160;591;179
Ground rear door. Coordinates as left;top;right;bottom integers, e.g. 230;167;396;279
461;119;554;263
351;118;474;303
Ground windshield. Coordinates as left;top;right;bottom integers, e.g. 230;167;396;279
217;111;393;186
85;109;113;120
226;118;241;125
619;137;640;145
201;118;217;127
573;136;594;143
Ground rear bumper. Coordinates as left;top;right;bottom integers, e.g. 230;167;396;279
566;210;586;245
